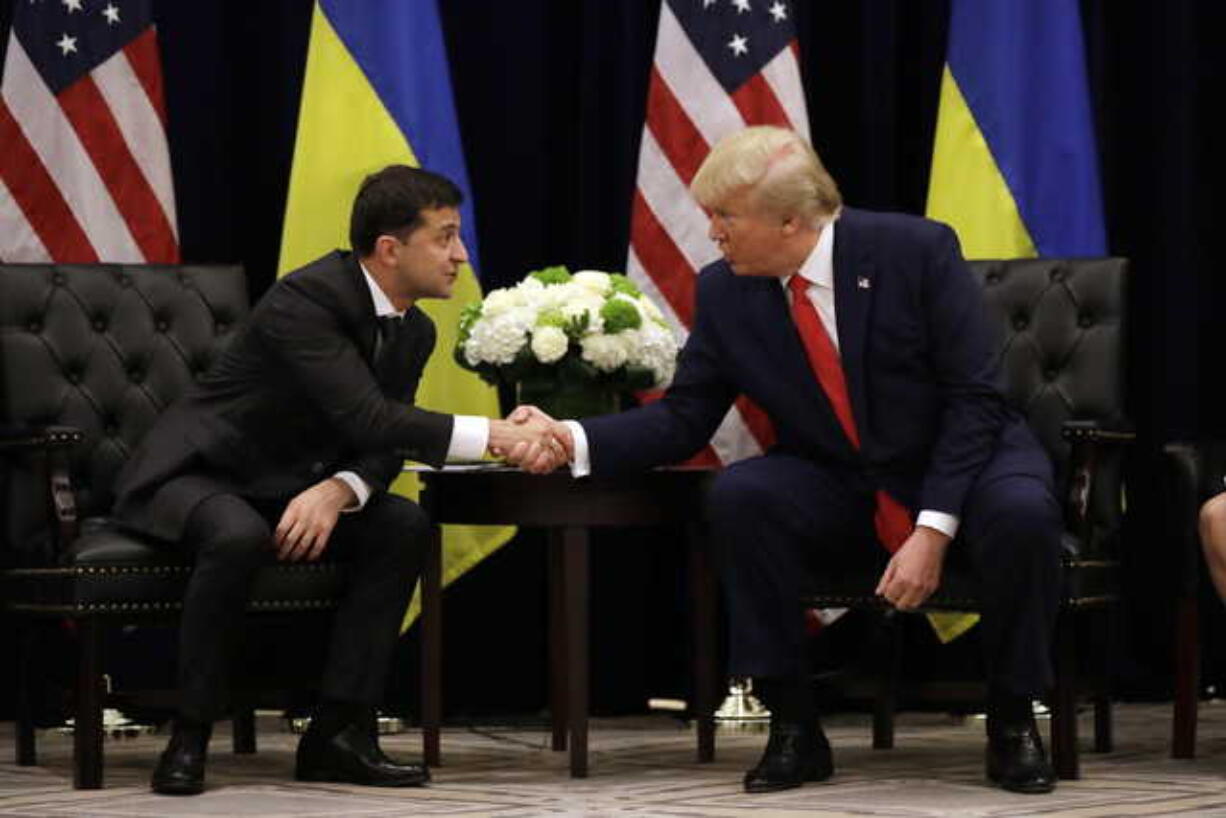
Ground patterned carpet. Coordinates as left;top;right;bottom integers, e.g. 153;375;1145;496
2;703;1226;817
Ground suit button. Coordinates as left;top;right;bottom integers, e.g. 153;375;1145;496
311;462;325;475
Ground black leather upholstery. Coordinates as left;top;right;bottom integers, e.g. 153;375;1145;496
0;263;350;787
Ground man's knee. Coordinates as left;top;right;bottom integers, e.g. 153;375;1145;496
706;459;778;529
1200;493;1226;558
187;495;272;565
970;478;1062;563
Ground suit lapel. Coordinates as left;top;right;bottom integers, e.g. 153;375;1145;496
832;212;874;439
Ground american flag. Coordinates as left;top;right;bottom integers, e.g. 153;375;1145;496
0;0;177;263
629;0;809;465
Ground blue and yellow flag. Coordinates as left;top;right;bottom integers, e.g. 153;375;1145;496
924;0;1105;643
927;0;1107;259
278;0;512;627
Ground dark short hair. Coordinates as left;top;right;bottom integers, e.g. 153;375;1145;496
349;165;463;255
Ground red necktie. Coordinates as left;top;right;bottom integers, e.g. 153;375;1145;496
787;274;912;553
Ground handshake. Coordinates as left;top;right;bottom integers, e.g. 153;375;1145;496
486;405;574;474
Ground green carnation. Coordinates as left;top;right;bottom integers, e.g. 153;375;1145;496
457;301;482;342
536;307;567;328
530;265;572;285
600;298;642;333
609;273;641;297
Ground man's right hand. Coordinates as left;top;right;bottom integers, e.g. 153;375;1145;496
502;405;574;474
487;406;568;472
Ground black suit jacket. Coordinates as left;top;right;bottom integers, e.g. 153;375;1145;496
113;250;454;541
582;208;1044;517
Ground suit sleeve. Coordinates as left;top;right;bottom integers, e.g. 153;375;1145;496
581;279;738;476
917;225;1010;514
253;281;453;469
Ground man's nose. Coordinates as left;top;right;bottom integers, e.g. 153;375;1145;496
707;217;722;242
453;238;470;263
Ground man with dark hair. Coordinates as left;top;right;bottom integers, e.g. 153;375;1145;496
114;164;550;795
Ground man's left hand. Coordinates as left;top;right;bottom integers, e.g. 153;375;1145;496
874;525;952;611
274;477;356;562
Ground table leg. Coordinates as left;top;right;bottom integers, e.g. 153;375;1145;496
563;525;589;778
548;532;567;752
421;524;442;767
688;523;717;762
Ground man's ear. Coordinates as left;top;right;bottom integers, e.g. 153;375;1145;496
780;214;800;236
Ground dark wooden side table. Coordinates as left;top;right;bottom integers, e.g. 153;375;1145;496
415;465;718;777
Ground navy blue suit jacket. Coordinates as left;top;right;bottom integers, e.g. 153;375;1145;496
582;207;1036;519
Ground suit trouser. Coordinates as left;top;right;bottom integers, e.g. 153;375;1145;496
174;489;427;723
708;439;1062;699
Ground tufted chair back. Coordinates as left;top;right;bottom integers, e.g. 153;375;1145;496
0;264;247;558
971;257;1128;559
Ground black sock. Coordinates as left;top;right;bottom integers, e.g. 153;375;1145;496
309;698;365;739
988;691;1035;726
171;716;212;750
755;676;815;724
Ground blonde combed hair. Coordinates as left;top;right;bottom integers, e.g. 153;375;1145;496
691;126;842;224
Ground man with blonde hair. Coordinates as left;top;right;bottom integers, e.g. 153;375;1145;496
511;125;1062;795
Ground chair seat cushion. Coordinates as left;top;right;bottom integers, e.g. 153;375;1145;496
802;533;1118;611
4;518;350;615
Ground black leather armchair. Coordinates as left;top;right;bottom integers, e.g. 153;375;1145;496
1163;439;1226;759
792;257;1131;780
0;264;352;788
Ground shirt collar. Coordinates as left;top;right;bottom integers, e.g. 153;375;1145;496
358;261;404;318
786;217;836;292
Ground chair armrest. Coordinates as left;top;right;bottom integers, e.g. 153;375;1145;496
1;425;84;552
1061;420;1133;557
0;424;84;453
1164;441;1207;596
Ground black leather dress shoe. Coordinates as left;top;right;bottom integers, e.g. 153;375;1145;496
743;721;833;793
151;723;211;795
986;720;1056;794
296;723;429;787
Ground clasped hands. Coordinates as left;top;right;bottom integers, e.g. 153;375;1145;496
487;405;572;474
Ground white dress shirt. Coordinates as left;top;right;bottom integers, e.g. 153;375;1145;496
332;264;489;510
566;222;958;540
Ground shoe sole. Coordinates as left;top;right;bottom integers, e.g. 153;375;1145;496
151;781;204;796
987;770;1055;794
296;767;428;787
743;764;833;793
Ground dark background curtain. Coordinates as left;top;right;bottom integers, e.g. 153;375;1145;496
2;0;1223;716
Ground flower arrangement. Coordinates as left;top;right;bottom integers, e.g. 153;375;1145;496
456;266;680;415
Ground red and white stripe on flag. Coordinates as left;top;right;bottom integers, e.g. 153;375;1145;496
1;0;177;263
629;0;809;465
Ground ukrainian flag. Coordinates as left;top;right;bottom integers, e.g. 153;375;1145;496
926;0;1107;258
278;0;512;627
924;0;1105;643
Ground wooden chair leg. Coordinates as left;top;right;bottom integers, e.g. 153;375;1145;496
1172;594;1199;758
872;613;901;750
15;619;37;766
421;524;443;767
232;706;256;755
689;523;717;763
1050;611;1080;780
74;618;104;790
1093;607;1113;753
562;526;590;779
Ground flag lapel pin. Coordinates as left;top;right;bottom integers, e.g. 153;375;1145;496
857;277;871;290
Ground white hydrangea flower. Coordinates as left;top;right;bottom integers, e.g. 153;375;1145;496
572;270;612;296
561;294;605;333
629;321;680;386
463;307;533;366
481;287;518;317
513;276;546;305
637;294;665;323
580;333;629;372
530;325;569;364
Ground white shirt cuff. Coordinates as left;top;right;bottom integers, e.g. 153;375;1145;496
447;415;489;462
916;510;959;540
563;420;591;477
333;471;371;512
